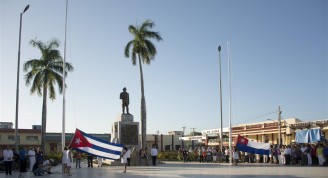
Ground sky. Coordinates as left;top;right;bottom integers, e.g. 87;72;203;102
1;0;327;135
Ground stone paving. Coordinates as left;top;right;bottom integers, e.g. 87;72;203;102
4;162;328;178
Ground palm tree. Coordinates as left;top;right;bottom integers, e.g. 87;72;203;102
23;39;73;151
124;20;162;149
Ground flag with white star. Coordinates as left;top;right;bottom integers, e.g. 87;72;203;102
69;129;123;160
236;135;270;155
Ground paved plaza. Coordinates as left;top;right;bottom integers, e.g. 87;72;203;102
4;162;328;178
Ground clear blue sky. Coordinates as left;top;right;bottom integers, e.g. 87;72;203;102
1;0;327;135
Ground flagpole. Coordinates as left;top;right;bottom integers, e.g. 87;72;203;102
227;41;232;165
62;0;68;151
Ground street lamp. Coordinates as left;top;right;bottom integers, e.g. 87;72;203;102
15;4;30;152
267;108;282;146
217;46;223;155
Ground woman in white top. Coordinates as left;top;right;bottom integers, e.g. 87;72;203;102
233;147;240;166
62;147;73;176
28;147;36;171
120;147;128;173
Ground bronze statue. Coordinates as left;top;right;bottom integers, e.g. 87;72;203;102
120;87;129;114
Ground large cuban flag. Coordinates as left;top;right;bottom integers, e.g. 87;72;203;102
69;129;123;160
236;135;270;155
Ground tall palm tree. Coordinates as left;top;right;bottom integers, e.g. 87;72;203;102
23;39;73;151
124;20;162;149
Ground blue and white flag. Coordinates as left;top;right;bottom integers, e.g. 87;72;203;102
69;129;123;160
236;135;270;155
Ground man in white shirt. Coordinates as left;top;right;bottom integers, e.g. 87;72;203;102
284;145;292;165
3;146;13;175
28;147;36;171
150;146;158;166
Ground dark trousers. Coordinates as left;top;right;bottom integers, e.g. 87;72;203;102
152;156;157;165
199;155;204;162
20;159;27;172
127;158;131;166
87;156;93;167
285;154;291;165
4;161;12;175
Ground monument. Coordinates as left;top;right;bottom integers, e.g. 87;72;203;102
111;87;140;149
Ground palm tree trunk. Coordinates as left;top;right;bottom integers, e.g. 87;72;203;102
41;85;47;152
138;54;147;149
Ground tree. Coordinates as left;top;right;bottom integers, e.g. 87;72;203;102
124;20;162;148
24;39;73;151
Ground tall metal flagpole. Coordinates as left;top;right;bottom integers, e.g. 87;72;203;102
62;0;68;151
218;46;223;155
227;41;232;164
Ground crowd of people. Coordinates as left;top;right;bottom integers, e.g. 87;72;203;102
1;146;54;176
179;141;328;166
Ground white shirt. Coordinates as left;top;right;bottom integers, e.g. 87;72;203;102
284;148;291;155
28;149;36;157
125;149;131;158
3;149;13;161
151;148;158;156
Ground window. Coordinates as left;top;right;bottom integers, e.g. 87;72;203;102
165;145;171;151
8;135;15;141
26;136;38;141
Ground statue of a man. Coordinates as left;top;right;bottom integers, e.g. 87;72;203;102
120;87;129;114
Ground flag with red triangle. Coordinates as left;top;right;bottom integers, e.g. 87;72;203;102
69;129;123;160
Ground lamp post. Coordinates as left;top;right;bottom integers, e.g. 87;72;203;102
15;4;30;152
267;106;282;146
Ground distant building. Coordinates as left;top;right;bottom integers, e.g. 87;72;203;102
0;122;13;129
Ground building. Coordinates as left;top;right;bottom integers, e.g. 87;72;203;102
0;124;110;153
201;118;328;146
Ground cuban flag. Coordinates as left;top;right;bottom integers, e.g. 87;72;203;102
236;135;270;155
69;129;123;160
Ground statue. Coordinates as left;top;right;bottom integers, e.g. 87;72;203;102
120;87;129;114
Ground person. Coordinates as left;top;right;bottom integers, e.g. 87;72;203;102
62;146;73;176
150;145;158;165
126;147;131;166
19;147;27;172
32;160;43;176
284;145;292;165
120;147;128;173
28;147;36;171
233;147;239;166
87;154;93;167
120;87;129;114
12;148;19;171
3;146;13;175
182;148;188;163
75;151;82;168
36;147;44;164
97;157;103;167
32;159;53;176
317;144;325;166
301;144;308;165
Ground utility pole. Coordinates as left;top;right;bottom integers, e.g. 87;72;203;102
191;128;196;136
278;106;282;146
182;127;186;149
191;128;196;149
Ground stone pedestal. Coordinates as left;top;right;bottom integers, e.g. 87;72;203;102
111;114;139;149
